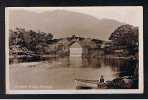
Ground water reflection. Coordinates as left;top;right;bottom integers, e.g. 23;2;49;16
10;55;137;89
51;55;137;79
46;55;136;80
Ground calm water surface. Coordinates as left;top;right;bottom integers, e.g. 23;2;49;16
10;56;132;90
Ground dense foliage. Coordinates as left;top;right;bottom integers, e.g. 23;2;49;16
9;28;54;55
109;24;138;45
109;24;138;55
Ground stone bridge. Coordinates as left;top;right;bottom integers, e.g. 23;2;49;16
51;35;106;58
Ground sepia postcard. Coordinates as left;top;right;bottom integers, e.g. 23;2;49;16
5;6;143;94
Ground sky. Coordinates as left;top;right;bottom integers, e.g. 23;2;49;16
7;6;143;27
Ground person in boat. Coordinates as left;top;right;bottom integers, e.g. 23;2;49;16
100;75;104;83
97;75;105;88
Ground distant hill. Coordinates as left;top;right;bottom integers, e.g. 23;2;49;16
9;10;125;40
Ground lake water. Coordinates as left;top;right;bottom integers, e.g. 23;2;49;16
10;56;134;90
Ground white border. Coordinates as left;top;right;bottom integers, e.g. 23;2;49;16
5;6;144;94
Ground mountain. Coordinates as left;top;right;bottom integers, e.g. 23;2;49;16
9;10;125;40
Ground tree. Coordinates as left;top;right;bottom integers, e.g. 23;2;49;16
109;24;138;46
9;28;25;47
47;33;53;40
9;28;55;55
109;24;138;55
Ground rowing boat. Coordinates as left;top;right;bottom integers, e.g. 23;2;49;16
74;79;108;89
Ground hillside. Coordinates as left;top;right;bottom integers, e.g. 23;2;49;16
9;10;124;40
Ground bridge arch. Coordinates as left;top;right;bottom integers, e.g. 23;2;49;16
69;42;82;57
54;35;104;58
